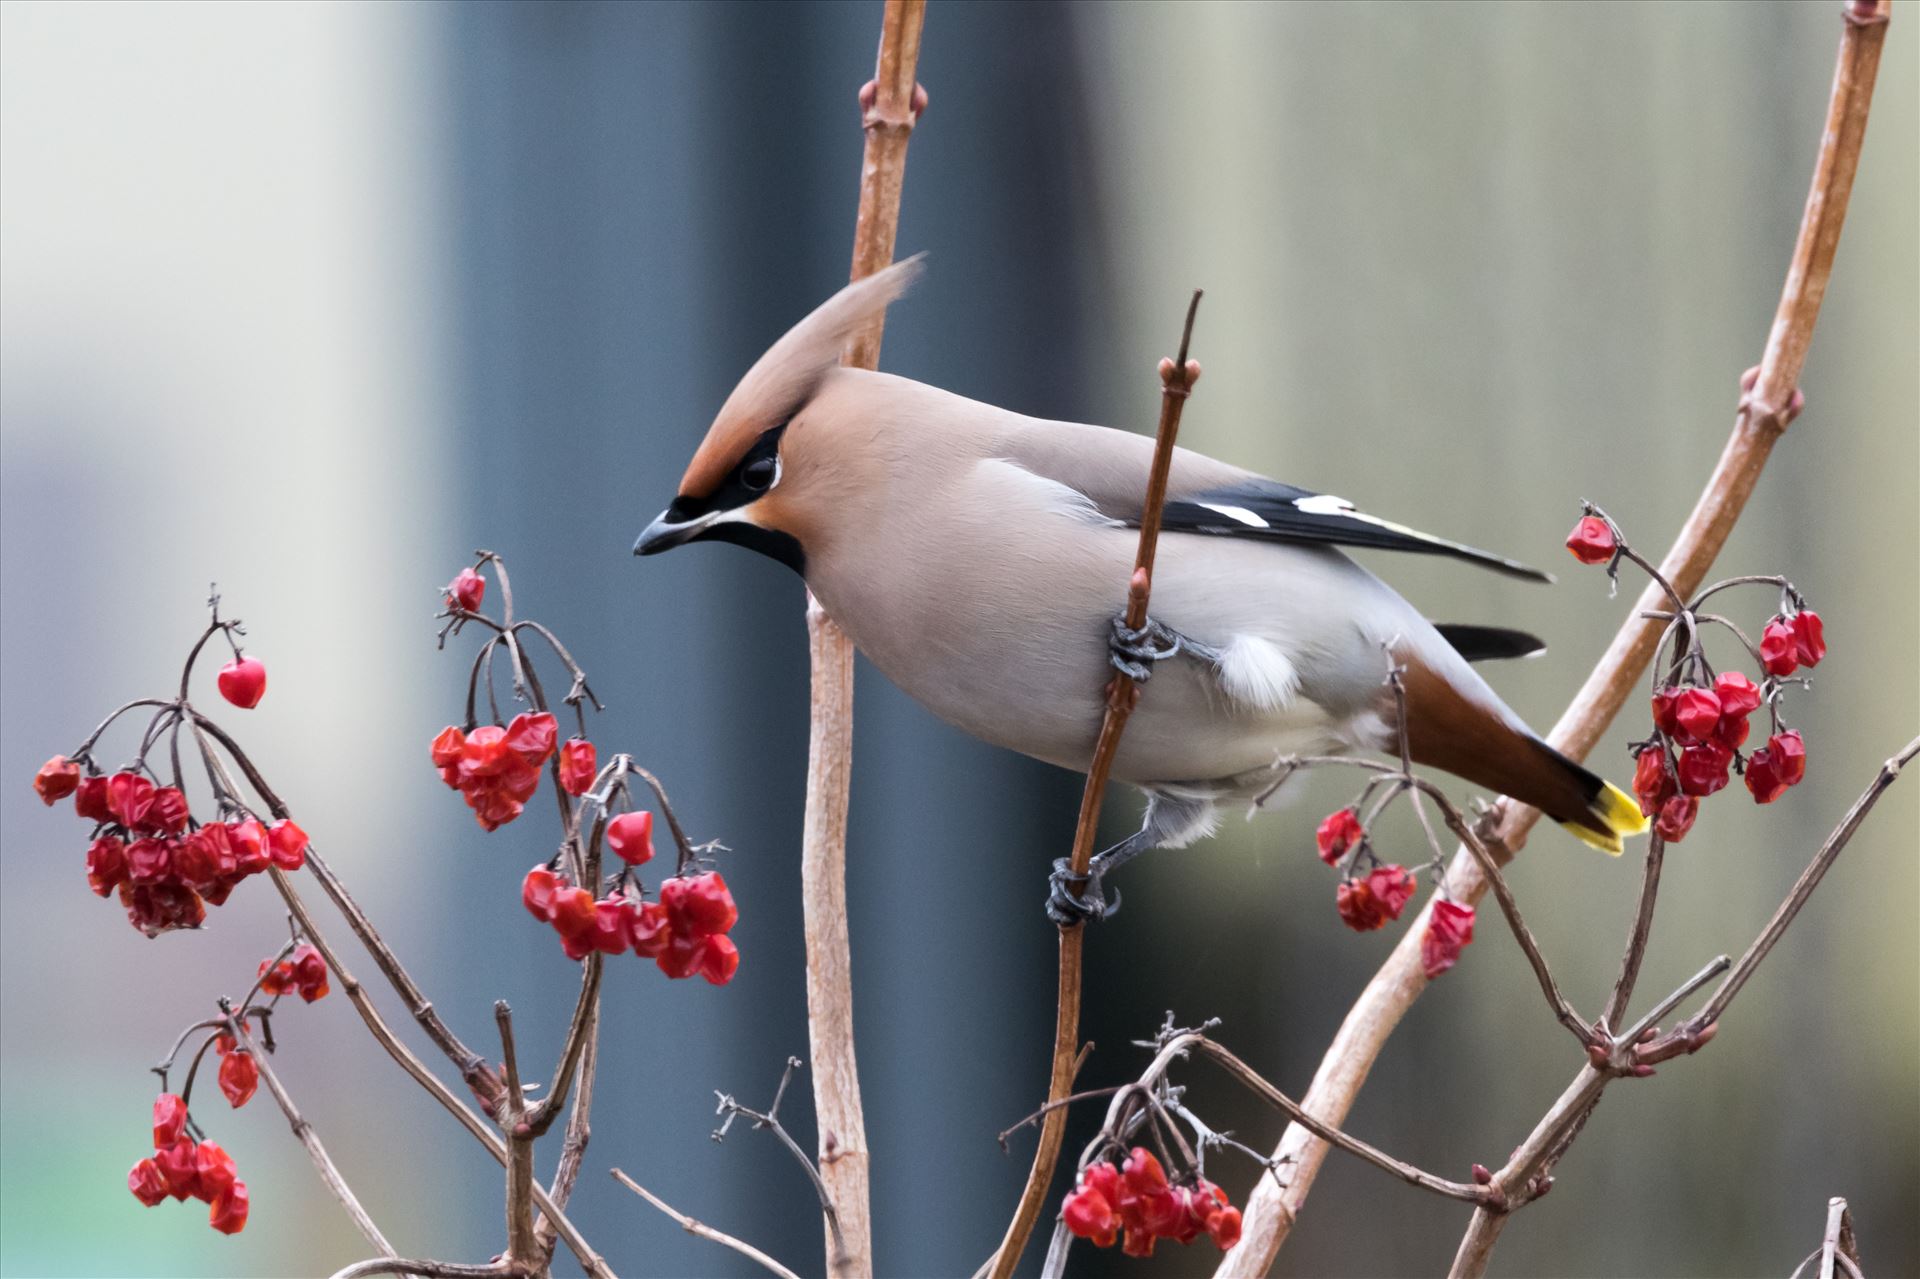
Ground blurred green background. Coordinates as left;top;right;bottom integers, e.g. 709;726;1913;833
1;2;1913;1276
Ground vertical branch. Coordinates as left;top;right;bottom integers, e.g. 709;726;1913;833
1219;4;1893;1273
801;3;925;1275
495;1003;538;1268
988;298;1204;1279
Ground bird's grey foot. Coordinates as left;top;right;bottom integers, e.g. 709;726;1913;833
1110;614;1185;682
1047;857;1121;925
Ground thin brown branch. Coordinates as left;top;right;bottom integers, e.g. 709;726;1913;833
714;1058;846;1263
1598;832;1668;1033
327;1261;511;1279
611;1169;804;1279
800;4;926;1275
1221;4;1894;1270
534;1006;600;1263
990;298;1205;1279
496;1004;539;1267
222;1004;397;1260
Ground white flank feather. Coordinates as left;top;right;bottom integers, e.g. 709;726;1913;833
1213;634;1300;711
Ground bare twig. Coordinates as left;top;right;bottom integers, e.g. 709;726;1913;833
1221;5;1895;1270
990;297;1205;1279
221;1003;397;1260
799;4;926;1274
496;1003;538;1267
327;1261;510;1279
611;1169;804;1279
1598;832;1668;1033
714;1058;846;1263
534;1006;600;1263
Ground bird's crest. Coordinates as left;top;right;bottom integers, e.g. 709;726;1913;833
678;255;924;499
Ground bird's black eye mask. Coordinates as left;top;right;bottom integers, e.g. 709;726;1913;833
649;425;805;574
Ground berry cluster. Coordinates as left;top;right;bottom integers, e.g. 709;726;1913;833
522;856;741;985
1314;806;1474;979
1060;1147;1242;1257
430;712;563;831
36;760;307;937
258;942;330;1003
128;1094;248;1234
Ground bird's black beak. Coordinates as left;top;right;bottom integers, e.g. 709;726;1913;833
633;507;706;556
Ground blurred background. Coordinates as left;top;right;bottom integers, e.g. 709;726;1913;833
2;2;1914;1276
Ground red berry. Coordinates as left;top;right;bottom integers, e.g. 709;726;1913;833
1208;1204;1243;1250
1422;899;1476;979
1062;1183;1118;1247
559;739;598;797
208;1180;249;1235
258;957;295;997
1654;795;1699;842
1122;1147;1168;1196
1564;515;1616;565
656;929;705;980
217;657;267;709
86;835;128;897
698;934;740;986
107;772;156;829
1770;729;1807;786
628;900;670;959
1759;618;1799;677
154;1139;200;1201
605;811;655;866
153;1093;189;1148
1632;745;1675;818
33;756;81;805
550;886;597;941
592;899;633;955
1747;731;1806;803
448;567;486;613
291;943;328;1001
522;866;563;923
662;871;737;937
146;787;190;835
1712;671;1763;720
219;1049;259;1108
430;726;467;770
1337;865;1416;932
129;1157;170;1208
1676;741;1733;797
505;711;558;766
1713;713;1751;750
1314;807;1365;865
125;838;173;885
1672;687;1722;743
227;820;270;875
193;1142;237;1201
1791;610;1825;667
267;819;308;871
73;774;112;823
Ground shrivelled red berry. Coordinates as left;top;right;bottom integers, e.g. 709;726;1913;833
656;930;705;980
1062;1181;1118;1247
227;820;271;875
1122;1147;1168;1196
129;1157;171;1207
108;772;156;829
86;835;128;897
1791;610;1825;667
550;886;597;941
193;1141;237;1201
267;819;308;871
1672;688;1722;743
628;900;670;959
1315;807;1365;865
559;739;597;796
146;787;190;835
592;899;633;955
448;567;486;613
153;1093;189;1148
1422;899;1476;979
1713;671;1763;720
218;1049;259;1108
208;1180;249;1235
291;943;328;1001
605;811;654;866
126;838;173;885
34;755;81;805
1337;864;1417;932
1654;795;1699;842
1676;741;1733;797
1564;515;1616;564
522;866;563;922
1760;618;1800;677
154;1139;200;1201
1746;730;1807;803
1632;746;1674;817
74;774;112;823
505;711;558;766
259;957;296;997
1207;1204;1242;1249
430;726;466;769
697;934;740;985
217;657;267;709
1713;713;1751;749
662;871;737;937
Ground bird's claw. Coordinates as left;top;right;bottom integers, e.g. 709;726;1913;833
1047;857;1121;925
1110;614;1183;682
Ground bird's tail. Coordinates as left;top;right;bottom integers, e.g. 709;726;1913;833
1544;750;1650;855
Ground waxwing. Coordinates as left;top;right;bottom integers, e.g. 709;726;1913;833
636;259;1645;919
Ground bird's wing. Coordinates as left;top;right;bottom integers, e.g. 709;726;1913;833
998;418;1553;584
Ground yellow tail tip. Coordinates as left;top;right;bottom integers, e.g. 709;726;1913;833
1558;781;1648;856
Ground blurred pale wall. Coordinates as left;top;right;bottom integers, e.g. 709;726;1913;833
1;2;1914;1277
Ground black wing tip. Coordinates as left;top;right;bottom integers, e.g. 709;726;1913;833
1434;624;1549;662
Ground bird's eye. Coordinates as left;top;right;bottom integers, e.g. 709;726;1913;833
741;456;778;492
